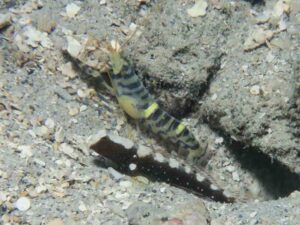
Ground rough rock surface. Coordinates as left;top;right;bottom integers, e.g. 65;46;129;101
0;0;300;224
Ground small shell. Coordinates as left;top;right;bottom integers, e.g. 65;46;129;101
187;0;208;17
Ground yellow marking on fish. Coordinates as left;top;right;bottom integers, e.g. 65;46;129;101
175;123;185;135
117;95;142;119
143;102;159;119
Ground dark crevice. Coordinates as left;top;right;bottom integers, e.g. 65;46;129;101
243;0;265;6
205;122;300;200
140;53;224;120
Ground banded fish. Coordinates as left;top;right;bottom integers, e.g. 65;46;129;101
108;47;208;164
65;37;234;203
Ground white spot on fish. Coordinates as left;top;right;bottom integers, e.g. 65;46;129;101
184;165;192;174
196;173;205;182
154;152;165;163
169;158;179;168
129;163;137;171
210;184;219;191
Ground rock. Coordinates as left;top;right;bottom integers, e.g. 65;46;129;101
126;199;209;225
108;167;124;181
59;62;77;79
22;25;53;49
47;218;65;225
55;126;65;143
65;36;82;58
65;3;81;18
119;180;132;188
34;126;50;139
0;13;12;30
15;197;31;211
137;145;152;158
17;145;33;158
187;0;208;17
45;118;55;130
250;85;261;95
59;143;78;159
78;202;87;212
37;14;56;33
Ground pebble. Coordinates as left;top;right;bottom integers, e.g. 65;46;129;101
119;180;132;188
17;145;33;158
68;104;80;116
289;191;300;199
232;171;240;182
0;13;12;30
15;197;31;211
65;3;81;18
55;126;65;143
0;191;8;202
35;185;48;194
250;85;261;95
225;165;235;173
47;218;65;225
80;105;88;112
244;29;274;51
250;211;257;218
34;125;50;139
108;167;124;180
134;176;149;184
59;143;78;159
77;89;86;98
78;202;87;212
37;15;56;33
45;118;55;130
187;0;208;17
65;35;82;58
100;0;106;5
211;93;217;101
59;62;77;79
23;25;53;49
33;158;46;167
137;145;152;158
215;137;224;145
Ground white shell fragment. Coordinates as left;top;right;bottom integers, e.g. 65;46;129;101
59;62;78;79
65;36;82;58
22;26;53;49
272;0;290;19
15;197;31;211
250;85;261;95
45;118;55;130
17;145;33;158
59;143;78;159
65;3;81;18
55;126;65;143
187;0;208;18
244;28;274;51
169;158;180;168
137;145;152;158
